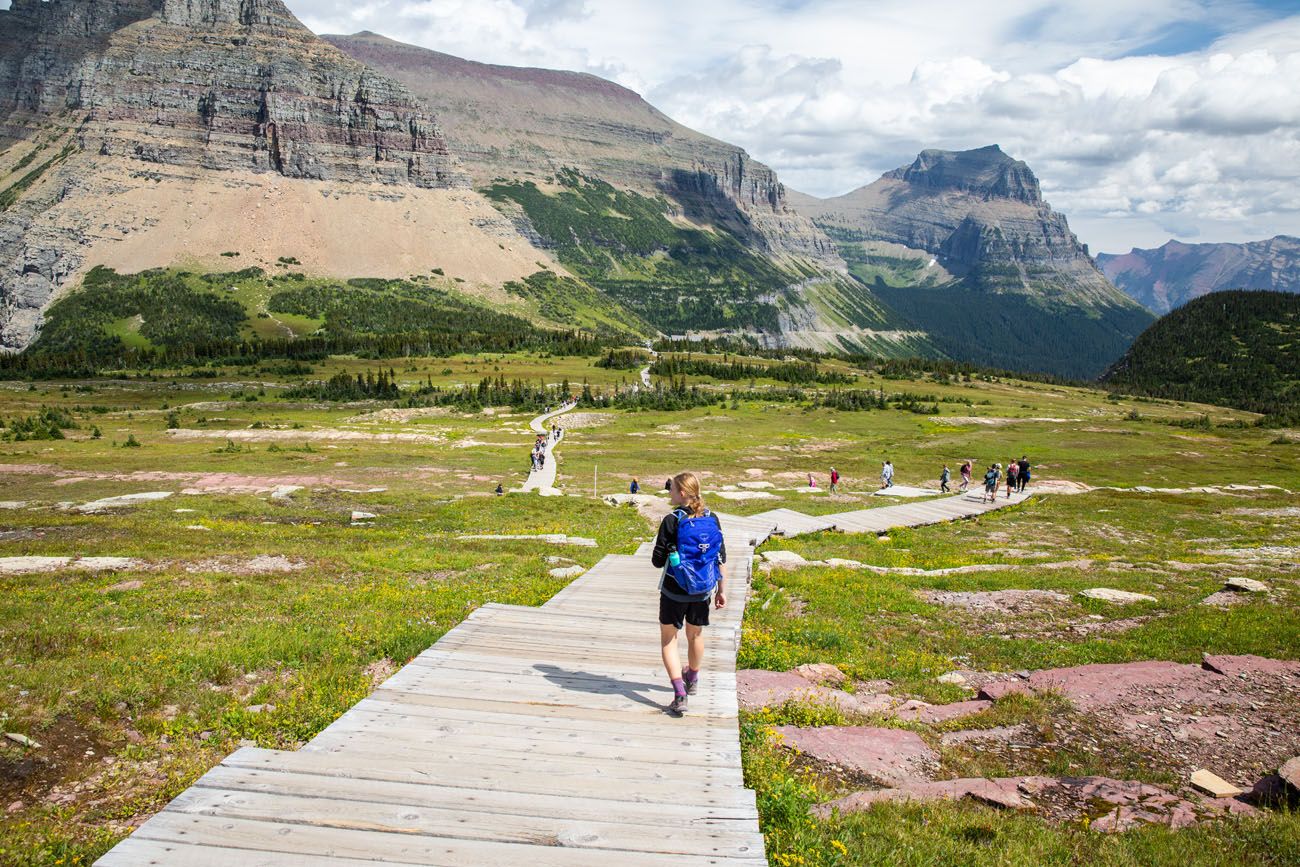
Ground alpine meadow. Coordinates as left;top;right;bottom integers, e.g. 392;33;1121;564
1;1;1298;866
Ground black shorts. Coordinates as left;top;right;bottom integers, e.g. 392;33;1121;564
659;594;710;629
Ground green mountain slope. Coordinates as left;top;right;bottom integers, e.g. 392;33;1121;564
789;146;1154;378
1103;290;1300;420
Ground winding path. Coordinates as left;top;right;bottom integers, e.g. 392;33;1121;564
520;401;576;495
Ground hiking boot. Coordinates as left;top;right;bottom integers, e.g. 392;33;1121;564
667;693;688;716
685;676;699;696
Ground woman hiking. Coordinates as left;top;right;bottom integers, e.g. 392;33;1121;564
651;472;727;717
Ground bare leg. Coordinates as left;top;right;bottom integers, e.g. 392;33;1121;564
685;623;705;673
660;623;683;681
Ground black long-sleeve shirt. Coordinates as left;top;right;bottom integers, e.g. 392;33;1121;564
652;510;726;602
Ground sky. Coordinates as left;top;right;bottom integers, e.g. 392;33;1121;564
8;0;1298;253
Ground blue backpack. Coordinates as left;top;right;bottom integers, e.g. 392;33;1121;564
670;508;724;595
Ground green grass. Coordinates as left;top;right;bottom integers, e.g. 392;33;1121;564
0;353;1296;864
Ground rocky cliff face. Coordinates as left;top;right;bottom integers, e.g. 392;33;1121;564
786;146;1154;377
324;32;837;264
787;144;1123;303
1098;236;1300;315
0;0;464;350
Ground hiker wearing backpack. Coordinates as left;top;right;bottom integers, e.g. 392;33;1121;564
829;467;840;494
940;464;951;493
651;471;727;717
983;463;1001;503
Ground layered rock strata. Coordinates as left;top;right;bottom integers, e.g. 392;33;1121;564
0;0;463;350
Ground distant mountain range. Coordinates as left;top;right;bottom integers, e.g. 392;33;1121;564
0;4;1154;377
1097;236;1300;315
787;146;1153;378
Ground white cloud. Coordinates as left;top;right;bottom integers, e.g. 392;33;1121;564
282;0;1300;253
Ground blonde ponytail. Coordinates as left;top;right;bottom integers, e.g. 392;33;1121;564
672;471;707;517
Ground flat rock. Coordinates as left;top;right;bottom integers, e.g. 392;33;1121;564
795;663;846;686
941;724;1033;746
0;556;72;574
895;699;993;724
774;725;936;785
1201;653;1300;678
823;558;863;568
76;491;173;513
737;670;889;715
1201;590;1249;607
924;589;1070;612
548;565;585;578
350;510;377;521
1025;661;1216;711
936;671;968;685
760;550;808;567
737;481;775;490
75;557;138;571
978;681;1032;701
1280;757;1300;792
0;501;26;509
1222;577;1269;593
1190;769;1243;798
603;493;662;507
814;776;1042;816
711;490;778;501
1079;588;1157;604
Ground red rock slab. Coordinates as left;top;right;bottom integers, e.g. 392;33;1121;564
1281;757;1300;792
737;670;875;714
812;776;1046;816
796;662;847;686
978;681;1033;701
773;726;936;786
737;670;897;715
894;699;993;724
1025;661;1230;711
1201;654;1300;678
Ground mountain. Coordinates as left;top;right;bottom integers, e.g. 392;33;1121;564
323;32;934;357
0;0;582;352
1097;236;1300;315
788;146;1155;378
1103;290;1300;422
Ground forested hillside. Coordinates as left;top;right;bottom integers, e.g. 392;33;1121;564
1104;290;1300;422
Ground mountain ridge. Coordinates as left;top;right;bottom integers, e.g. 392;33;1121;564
1097;235;1300;314
786;145;1153;378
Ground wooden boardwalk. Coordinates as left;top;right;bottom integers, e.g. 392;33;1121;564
96;454;1033;865
96;524;770;866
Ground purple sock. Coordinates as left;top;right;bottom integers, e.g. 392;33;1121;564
671;678;686;697
684;668;698;685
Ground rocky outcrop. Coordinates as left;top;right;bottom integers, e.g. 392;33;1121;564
325;32;838;264
788;145;1124;303
786;146;1154;377
0;0;463;350
1097;235;1300;315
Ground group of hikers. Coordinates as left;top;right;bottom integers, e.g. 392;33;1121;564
798;458;1031;499
941;456;1031;502
528;423;564;473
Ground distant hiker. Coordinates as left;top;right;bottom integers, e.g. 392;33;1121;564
959;461;972;492
880;460;894;489
1017;456;1031;493
652;472;727;718
940;465;951;493
1006;459;1019;499
808;472;817;488
665;478;672;491
829;467;840;494
495;483;504;496
630;478;640;494
984;463;1001;503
